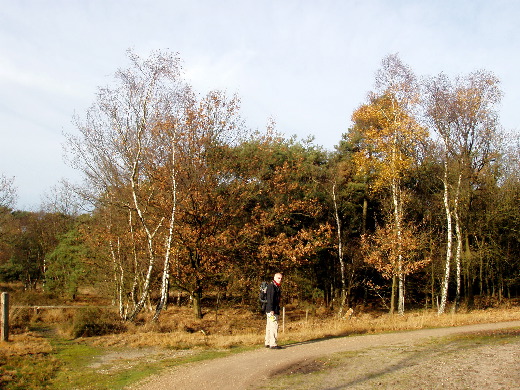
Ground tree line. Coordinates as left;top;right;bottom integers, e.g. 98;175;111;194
1;50;519;321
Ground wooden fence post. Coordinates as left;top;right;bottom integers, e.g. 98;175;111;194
1;292;8;342
282;306;285;333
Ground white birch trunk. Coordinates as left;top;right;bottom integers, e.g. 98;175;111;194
129;210;139;307
452;173;463;312
109;236;126;320
332;183;346;317
392;178;405;315
126;126;164;321
438;160;453;314
153;136;177;322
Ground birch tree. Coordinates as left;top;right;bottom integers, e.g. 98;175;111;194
351;54;427;314
66;50;186;321
423;70;502;314
331;181;347;314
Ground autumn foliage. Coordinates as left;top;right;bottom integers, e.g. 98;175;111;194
1;51;519;322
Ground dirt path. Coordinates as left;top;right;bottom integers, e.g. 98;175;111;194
130;320;520;390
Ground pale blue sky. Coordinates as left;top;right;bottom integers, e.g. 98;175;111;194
1;0;518;209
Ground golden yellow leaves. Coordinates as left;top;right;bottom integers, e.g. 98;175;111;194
350;94;427;194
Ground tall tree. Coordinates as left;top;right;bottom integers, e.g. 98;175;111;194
350;54;428;314
169;91;247;319
328;135;370;312
45;222;88;299
222;135;332;304
66;49;187;321
423;70;502;313
66;49;251;320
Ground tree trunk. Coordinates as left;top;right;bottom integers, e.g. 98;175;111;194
439;160;453;315
362;197;368;235
126;135;163;321
398;272;405;315
452;174;462;313
108;231;128;320
332;183;347;317
389;275;397;314
392;176;405;315
192;286;203;319
153;137;177;322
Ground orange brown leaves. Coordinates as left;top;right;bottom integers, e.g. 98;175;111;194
361;222;430;280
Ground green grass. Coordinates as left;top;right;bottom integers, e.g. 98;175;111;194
47;337;250;390
50;346;252;390
49;339;103;389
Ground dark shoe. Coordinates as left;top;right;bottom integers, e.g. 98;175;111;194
270;345;283;349
265;345;270;348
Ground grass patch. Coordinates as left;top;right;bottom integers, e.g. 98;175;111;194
439;327;520;347
1;328;254;390
0;332;59;390
50;339;103;389
49;344;251;390
0;352;60;390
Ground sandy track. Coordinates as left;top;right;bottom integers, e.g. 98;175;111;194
129;320;520;390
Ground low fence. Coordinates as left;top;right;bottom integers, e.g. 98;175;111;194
0;292;115;342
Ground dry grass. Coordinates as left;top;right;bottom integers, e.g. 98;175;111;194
0;332;53;357
4;287;520;353
283;306;520;342
5;304;519;356
0;333;59;390
87;305;265;349
2;295;520;390
82;301;520;350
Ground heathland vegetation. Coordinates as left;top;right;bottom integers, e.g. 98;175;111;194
1;49;519;388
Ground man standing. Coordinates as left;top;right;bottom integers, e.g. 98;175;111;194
265;273;283;349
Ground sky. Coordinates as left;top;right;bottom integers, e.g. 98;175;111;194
1;0;519;210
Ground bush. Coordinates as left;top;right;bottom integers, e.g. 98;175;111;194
0;262;23;282
69;308;126;338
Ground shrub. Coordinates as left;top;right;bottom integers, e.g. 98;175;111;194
69;308;126;338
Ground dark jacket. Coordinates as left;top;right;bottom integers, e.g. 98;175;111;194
265;281;281;315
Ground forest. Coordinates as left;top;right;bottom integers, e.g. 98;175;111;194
1;50;519;321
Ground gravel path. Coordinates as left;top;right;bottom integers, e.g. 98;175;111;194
129;320;520;390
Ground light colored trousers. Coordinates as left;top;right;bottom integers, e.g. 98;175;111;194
265;313;279;347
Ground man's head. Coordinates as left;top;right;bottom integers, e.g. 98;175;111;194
274;273;283;284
